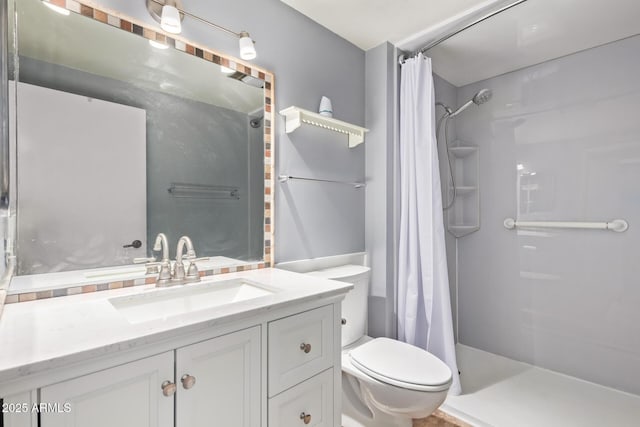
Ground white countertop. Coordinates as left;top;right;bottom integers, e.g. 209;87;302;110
0;268;352;384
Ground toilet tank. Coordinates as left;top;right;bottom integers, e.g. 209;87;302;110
307;265;370;347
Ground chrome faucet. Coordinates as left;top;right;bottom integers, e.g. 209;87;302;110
153;233;172;287
172;236;200;284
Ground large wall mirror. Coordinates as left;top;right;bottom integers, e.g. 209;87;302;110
6;0;274;295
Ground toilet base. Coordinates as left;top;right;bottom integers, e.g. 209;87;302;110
342;372;412;427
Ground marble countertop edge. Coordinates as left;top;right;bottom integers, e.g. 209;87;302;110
0;268;352;385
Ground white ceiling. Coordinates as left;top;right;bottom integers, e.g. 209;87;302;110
427;0;640;86
280;0;507;51
17;0;263;113
282;0;640;87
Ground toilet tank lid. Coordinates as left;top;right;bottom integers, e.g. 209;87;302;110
349;338;452;388
307;264;370;280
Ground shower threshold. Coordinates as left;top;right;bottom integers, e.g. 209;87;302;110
441;344;640;427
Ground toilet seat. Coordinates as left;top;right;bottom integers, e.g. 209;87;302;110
349;338;452;392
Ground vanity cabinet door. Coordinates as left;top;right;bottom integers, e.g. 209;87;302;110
176;326;261;427
40;351;174;427
2;391;37;427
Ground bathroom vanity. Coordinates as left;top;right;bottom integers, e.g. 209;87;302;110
0;269;351;427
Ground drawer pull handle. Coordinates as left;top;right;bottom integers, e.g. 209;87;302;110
341;318;347;325
299;342;312;353
181;374;196;390
161;380;176;397
300;412;312;424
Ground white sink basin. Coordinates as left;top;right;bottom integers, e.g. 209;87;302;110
109;278;277;324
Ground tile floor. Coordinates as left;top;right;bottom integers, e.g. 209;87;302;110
414;410;471;427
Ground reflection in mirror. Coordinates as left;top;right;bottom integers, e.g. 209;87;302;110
9;0;273;282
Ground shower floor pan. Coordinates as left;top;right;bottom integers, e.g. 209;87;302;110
441;344;640;427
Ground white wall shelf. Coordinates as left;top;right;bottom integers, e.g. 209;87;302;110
279;106;369;148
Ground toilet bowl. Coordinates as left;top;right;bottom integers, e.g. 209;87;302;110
307;265;452;427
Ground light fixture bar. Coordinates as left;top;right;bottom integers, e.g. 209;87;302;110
148;0;247;39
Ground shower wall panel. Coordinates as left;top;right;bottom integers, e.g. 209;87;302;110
455;35;640;395
434;73;460;341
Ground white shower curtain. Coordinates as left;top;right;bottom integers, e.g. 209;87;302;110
398;54;461;395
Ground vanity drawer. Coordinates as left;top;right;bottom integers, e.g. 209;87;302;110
268;305;334;396
268;369;333;427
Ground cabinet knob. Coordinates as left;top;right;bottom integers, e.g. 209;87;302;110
161;380;176;397
341;318;347;325
299;342;311;354
299;412;311;424
181;374;197;390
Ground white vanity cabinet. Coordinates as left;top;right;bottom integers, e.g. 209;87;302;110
36;327;261;427
0;270;350;427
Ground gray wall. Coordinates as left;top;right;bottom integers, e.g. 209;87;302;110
19;56;263;262
91;0;366;263
365;42;397;338
454;35;640;395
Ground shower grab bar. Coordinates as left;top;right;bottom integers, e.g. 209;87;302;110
278;174;365;189
503;218;628;233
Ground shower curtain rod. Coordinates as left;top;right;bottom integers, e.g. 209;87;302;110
398;0;528;64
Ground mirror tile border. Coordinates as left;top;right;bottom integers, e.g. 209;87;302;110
6;0;275;304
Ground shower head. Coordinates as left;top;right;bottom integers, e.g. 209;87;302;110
250;116;263;128
449;88;493;118
473;88;493;105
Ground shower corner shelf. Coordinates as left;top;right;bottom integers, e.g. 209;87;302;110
446;141;480;238
448;225;479;236
279;106;369;148
449;146;478;158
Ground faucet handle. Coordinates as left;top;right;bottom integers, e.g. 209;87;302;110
156;260;172;287
183;253;202;262
185;264;200;283
134;257;159;273
185;258;209;283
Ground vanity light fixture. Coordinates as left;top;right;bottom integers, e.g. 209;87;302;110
41;1;71;16
146;0;258;60
238;31;257;60
160;3;182;34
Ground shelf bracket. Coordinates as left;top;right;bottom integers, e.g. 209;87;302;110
282;108;302;134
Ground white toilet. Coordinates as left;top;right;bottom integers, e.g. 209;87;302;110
308;265;452;427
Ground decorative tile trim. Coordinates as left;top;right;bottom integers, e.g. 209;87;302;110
7;2;277;305
5;263;267;304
